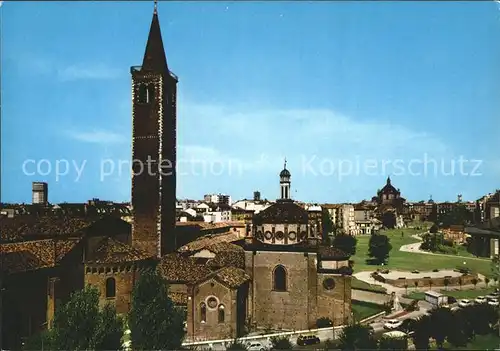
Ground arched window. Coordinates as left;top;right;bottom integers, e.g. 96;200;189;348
105;277;116;298
218;304;225;323
273;265;287;291
200;303;206;323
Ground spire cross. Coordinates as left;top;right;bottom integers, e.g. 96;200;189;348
154;0;158;14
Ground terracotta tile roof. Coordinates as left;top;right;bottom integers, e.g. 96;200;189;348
317;246;349;260
178;231;242;253
2;251;49;274
0;215;96;242
196;266;250;289
176;221;231;230
206;243;245;270
85;238;152;264
1;239;80;274
158;253;212;283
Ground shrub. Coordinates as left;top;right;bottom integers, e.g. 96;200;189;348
317;317;333;328
270;335;293;349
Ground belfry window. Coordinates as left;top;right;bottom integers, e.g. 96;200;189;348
218;304;225;323
200;303;207;323
137;84;154;104
273;265;287;291
105;277;116;298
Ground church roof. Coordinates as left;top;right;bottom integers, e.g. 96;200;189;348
253;200;308;224
1;238;81;274
158;253;213;283
85;237;152;264
193;266;251;289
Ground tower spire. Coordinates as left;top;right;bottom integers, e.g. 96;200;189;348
284;157;287;170
142;0;168;71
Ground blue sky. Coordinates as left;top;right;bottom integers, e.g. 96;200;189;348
2;1;500;204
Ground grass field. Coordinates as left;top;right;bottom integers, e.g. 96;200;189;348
405;287;496;300
351;228;493;277
351;301;385;322
351;277;387;293
431;334;500;350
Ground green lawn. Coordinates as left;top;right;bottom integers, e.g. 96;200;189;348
405;287;496;300
351;301;385;322
351;277;387;293
351;228;493;277
431;334;500;350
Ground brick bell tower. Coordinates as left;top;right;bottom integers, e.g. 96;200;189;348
131;1;178;257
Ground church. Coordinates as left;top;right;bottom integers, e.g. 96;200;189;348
0;2;352;347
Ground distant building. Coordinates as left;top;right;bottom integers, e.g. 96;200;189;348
204;193;232;206
32;182;48;205
322;204;356;235
253;191;261;201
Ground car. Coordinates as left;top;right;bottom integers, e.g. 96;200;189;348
247;341;265;351
458;299;472;308
384;319;403;330
486;294;497;300
447;296;457;304
411;270;420;274
475;296;487;304
488;298;499;307
380;269;390;274
296;334;320;346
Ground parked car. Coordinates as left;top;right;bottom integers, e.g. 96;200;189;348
458;299;472;308
488;298;499;307
475;296;487;304
381;269;390;274
486;294;497;300
297;334;320;346
384;319;403;330
411;270;420;274
248;341;265;351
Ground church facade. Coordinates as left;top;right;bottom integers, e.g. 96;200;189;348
184;164;352;341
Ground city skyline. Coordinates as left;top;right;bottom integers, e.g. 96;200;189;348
2;1;500;204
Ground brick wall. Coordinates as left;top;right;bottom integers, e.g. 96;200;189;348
317;273;352;326
187;278;237;341
85;265;143;315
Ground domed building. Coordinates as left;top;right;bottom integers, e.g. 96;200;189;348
240;162;352;332
375;176;406;228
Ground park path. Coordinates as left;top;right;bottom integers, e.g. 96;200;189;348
399;234;490;262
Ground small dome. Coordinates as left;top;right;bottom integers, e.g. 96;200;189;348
280;168;291;178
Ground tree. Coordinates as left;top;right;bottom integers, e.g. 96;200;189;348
338;324;377;350
443;278;450;291
129;270;185;350
491;255;500;282
471;278;478;289
322;209;335;244
45;286;123;351
332;234;357;256
414;281;419;290
446;309;473;348
225;339;248;350
428;307;454;349
412;315;431;350
429;224;439;234
367;234;392;264
438;204;472;228
378;336;407;350
269;335;293;349
485;277;490;287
